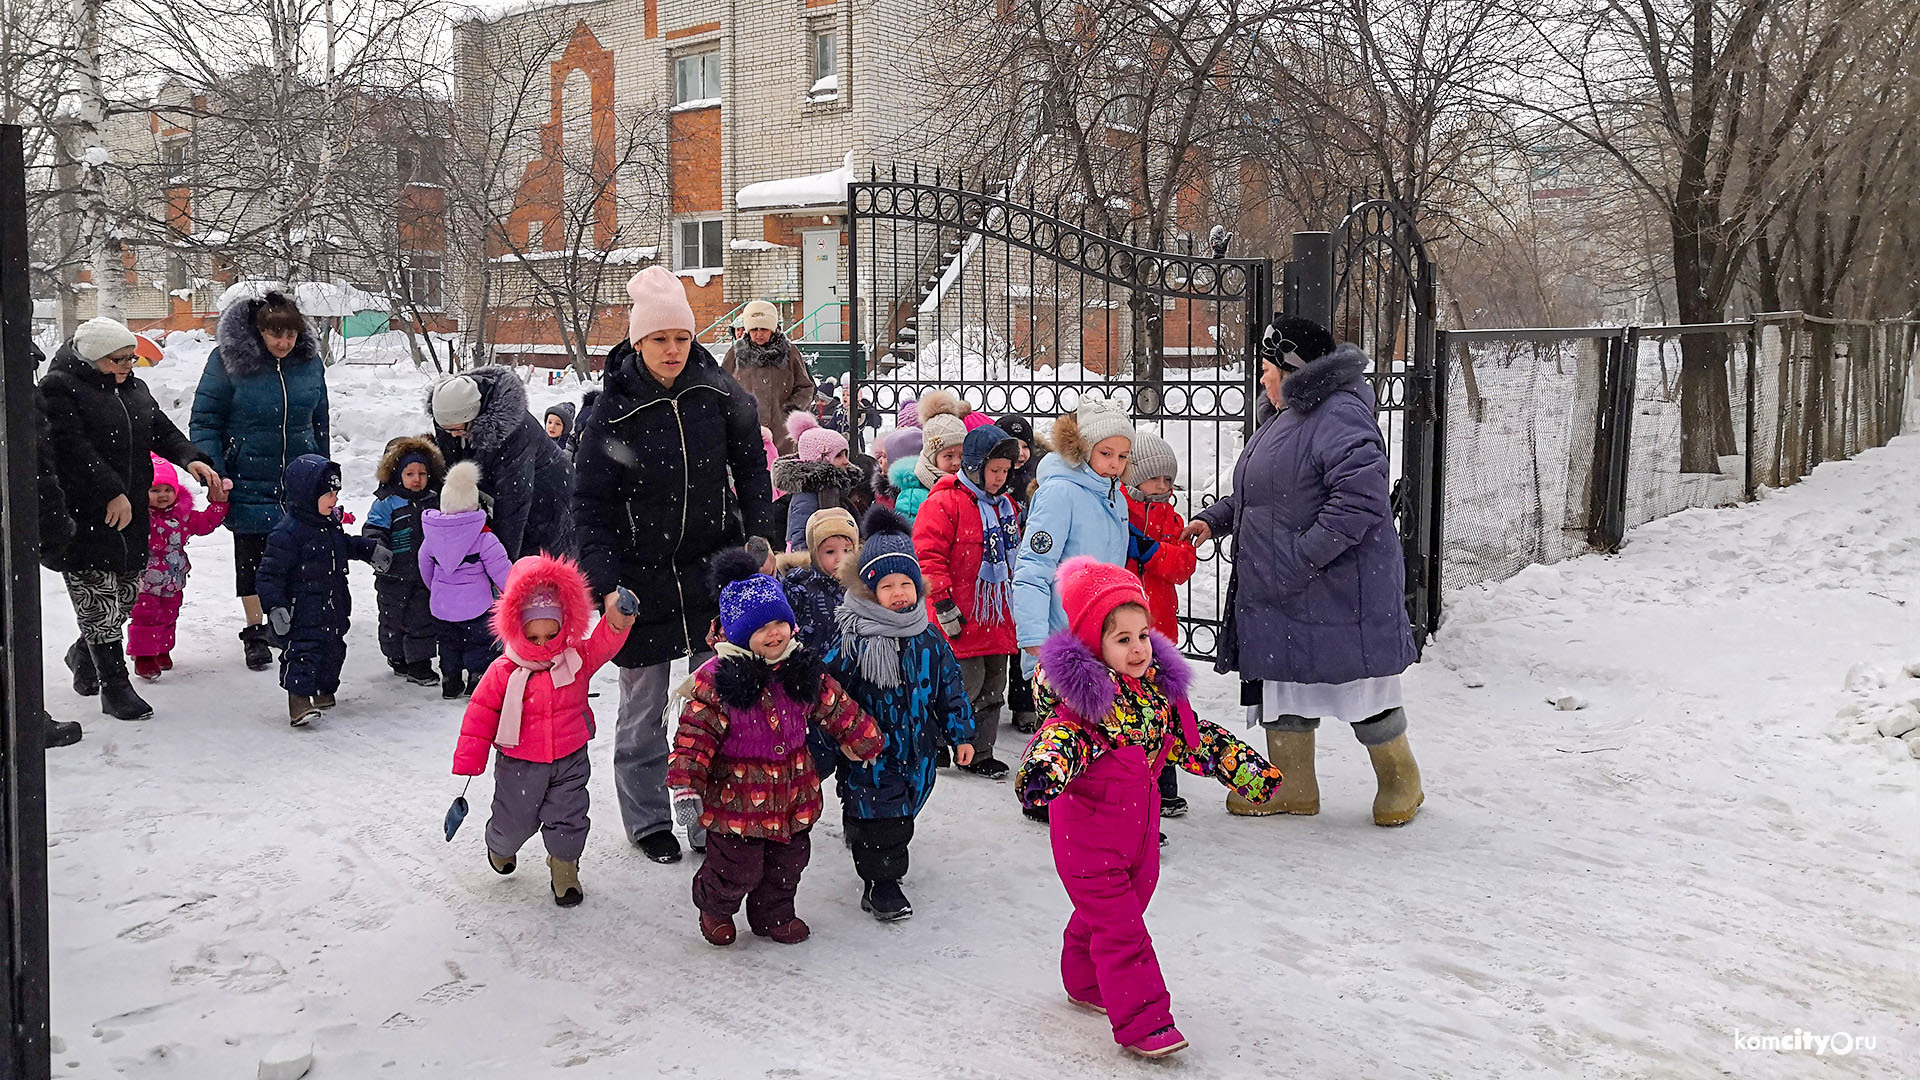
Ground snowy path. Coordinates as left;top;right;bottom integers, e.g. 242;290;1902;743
42;438;1919;1078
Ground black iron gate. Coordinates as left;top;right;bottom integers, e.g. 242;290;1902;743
846;166;1272;661
1283;197;1444;645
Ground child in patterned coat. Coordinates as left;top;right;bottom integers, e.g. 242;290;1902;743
668;549;883;947
1016;557;1282;1060
129;454;230;679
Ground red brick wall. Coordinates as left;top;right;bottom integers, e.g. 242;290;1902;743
671;108;723;215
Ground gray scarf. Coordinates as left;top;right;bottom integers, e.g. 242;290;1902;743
733;333;791;369
835;592;931;689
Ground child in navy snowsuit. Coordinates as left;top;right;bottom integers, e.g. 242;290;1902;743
257;454;387;726
365;435;444;686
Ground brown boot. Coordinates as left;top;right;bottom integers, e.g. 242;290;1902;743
288;694;319;727
700;912;737;946
548;857;583;906
1228;729;1319;816
313;692;336;710
1367;734;1424;826
761;917;810;945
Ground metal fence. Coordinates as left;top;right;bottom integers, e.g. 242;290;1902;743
1435;316;1917;595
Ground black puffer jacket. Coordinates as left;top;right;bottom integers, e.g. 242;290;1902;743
38;341;211;573
427;365;574;561
573;340;776;667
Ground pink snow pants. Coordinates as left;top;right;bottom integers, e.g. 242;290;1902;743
1048;741;1173;1046
127;592;183;658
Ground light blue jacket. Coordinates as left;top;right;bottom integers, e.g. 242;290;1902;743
1012;453;1130;663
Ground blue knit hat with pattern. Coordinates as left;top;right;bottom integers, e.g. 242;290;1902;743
718;573;797;647
857;506;922;594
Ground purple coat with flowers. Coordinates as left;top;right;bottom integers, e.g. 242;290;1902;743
1197;344;1416;685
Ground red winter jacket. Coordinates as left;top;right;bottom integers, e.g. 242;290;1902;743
914;473;1021;659
1125;493;1198;642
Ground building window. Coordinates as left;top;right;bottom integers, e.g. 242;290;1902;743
675;51;723;106
403;251;444;310
162;139;189;185
677;219;723;270
813;32;836;83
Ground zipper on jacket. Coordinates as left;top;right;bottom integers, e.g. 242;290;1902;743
117;388;134;565
671;399;692;653
279;363;290;479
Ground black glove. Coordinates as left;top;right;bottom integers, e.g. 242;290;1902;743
370;545;394;573
934;599;965;638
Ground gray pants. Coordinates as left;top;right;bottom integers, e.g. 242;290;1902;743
958;653;1008;757
1262;707;1408;747
486;745;591;863
614;652;712;846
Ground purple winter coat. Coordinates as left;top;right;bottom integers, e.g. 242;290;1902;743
1198;344;1416;685
417;507;513;622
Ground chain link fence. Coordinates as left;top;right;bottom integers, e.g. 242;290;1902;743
1435;316;1917;597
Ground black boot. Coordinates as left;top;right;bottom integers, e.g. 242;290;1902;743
441;668;464;699
404;659;439;687
239;625;274;671
89;641;153;721
465;671;484;697
861;879;912;922
65;638;98;696
45;714;83;748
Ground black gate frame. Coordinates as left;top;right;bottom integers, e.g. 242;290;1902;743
845;166;1272;662
1285;198;1444;645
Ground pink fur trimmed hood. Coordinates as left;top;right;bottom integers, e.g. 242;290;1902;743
1037;627;1193;726
491;554;595;663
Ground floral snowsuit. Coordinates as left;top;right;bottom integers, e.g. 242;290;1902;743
128;459;229;658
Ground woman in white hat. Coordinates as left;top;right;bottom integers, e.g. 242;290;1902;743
721;299;816;456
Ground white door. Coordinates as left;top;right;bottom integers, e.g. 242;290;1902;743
800;228;841;341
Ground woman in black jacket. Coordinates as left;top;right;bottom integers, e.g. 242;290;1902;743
41;318;223;721
572;266;776;863
427;365;575;561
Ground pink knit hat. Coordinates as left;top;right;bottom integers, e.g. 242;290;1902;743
963;411;997;432
1057;555;1149;655
148;453;193;510
788;410;849;463
626;266;695;344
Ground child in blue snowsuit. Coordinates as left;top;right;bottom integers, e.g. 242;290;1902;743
257;454;386;726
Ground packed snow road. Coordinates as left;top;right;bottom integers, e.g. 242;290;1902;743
42;422;1917;1077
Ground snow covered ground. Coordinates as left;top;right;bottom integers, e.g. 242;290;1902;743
37;354;1919;1077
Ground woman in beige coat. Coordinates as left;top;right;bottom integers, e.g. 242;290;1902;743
721;300;816;456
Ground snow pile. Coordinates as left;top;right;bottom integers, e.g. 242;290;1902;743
736;151;854;210
1837;663;1920;758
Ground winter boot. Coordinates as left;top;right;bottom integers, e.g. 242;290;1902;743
1228;729;1319;816
959;754;1009;781
548;857;583;907
637;831;682;864
487;850;516;875
1125;1026;1189;1059
1066;992;1107;1014
405;659;439;687
387;658;409;677
700;912;737;946
133;655;163;681
44;715;83;748
90;642;153;721
157;651;173;671
1160;795;1189;818
441;669;464;699
313;692;336;710
1022;804;1050;824
239;624;275;671
861;879;912;922
288;694;320;727
1011;710;1040;735
64;638;98;696
465;671;484;697
1366;733;1424;826
758;918;810;945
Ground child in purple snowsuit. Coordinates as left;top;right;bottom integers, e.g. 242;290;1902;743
419;460;511;698
1016;557;1282;1060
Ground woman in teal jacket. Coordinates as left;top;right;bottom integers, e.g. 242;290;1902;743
1010;395;1135;675
190;291;330;670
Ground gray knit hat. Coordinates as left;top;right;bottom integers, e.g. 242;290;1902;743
1073;393;1134;450
1123;429;1178;495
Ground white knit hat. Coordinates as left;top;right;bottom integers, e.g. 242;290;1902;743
73;317;138;362
742;300;780;332
432;375;483;427
1074;393;1134;450
440;460;483;513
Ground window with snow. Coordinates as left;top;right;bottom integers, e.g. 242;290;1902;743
810;32;838;98
677;219;723;270
404;252;444;311
675;51;723;106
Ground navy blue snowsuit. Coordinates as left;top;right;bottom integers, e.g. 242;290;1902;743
256;455;378;696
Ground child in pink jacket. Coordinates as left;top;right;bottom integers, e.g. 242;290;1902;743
452;554;633;907
130;454;229;679
1016;557;1282;1059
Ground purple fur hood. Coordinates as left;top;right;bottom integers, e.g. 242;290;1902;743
1038;628;1197;739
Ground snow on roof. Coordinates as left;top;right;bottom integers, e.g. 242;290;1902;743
449;0;592;26
488;245;659;265
215;278;390;315
736;151;854;211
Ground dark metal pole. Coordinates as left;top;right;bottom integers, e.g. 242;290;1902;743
1;122;54;1080
845;184;862;455
1290;231;1333;332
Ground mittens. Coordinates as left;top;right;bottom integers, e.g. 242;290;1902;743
269;607;292;636
934;599;965;638
1127;525;1160;566
370;545;394;573
670;788;704;828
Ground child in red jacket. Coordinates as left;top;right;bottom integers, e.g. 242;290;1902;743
914;423;1024;778
1121;430;1199;817
451;554;633;907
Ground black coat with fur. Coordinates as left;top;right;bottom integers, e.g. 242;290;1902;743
426;365;574;562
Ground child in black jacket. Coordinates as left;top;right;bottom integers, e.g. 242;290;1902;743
364;436;445;686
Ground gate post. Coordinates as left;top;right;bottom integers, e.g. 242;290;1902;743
1289;231;1333;331
0;123;54;1080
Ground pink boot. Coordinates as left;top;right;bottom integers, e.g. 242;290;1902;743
1124;1026;1188;1059
133;655;162;681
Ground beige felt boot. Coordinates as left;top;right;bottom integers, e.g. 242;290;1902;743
548;857;583;907
1227;729;1319;816
1367;734;1424;826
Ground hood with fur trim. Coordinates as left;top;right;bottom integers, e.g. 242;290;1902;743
491;554;595;663
772;457;865;495
1038;627;1192;725
1049;409;1094;466
423;365;535;454
215;294;320;378
376;435;446;490
1281;343;1370;413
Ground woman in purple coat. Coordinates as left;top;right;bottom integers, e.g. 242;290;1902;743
1184;317;1423;826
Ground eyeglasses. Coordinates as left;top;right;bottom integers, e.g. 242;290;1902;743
97;353;137;368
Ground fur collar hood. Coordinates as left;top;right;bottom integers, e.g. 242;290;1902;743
729;331;794;369
1037;628;1192;724
490;554;594;663
712;646;825;709
1281;343;1371;413
771;457;864;494
216;295;319;378
423;365;533;454
376;435;446;490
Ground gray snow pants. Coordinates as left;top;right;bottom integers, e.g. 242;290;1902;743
958;653;1008;757
614;652;712;847
486;745;591;863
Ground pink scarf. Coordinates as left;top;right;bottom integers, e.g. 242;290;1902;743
496;642;582;749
